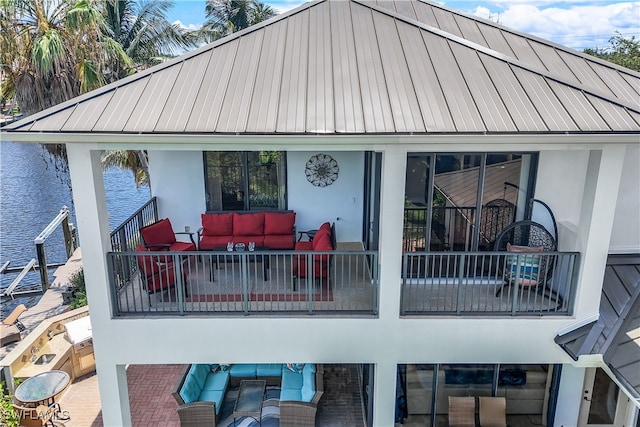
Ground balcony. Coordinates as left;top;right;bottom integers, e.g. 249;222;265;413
401;251;579;316
107;250;379;316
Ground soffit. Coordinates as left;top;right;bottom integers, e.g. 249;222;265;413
4;0;640;137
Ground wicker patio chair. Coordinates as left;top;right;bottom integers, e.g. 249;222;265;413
494;220;557;298
12;401;60;427
279;390;324;427
177;401;216;427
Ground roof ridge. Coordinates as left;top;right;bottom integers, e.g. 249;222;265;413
414;0;640;79
353;0;640;114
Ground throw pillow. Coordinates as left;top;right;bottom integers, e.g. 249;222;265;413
286;363;305;373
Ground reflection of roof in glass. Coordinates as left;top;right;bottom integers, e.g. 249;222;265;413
434;160;522;208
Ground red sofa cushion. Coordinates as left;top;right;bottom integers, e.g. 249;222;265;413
199;235;232;250
264;235;294;249
231;236;265;247
141;219;177;247
233;212;264;236
201;213;234;236
264;212;296;235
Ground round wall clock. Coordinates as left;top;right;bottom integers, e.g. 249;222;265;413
305;154;339;187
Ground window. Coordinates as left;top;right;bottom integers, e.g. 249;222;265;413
404;153;537;252
204;152;286;211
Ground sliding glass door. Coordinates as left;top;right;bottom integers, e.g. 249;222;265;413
404;153;537;252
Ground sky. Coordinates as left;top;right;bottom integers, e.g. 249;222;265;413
168;0;640;51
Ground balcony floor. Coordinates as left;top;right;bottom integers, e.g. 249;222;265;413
58;364;366;426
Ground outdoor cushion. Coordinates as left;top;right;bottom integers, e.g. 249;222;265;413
179;374;202;404
201;213;234;236
263;234;294;249
280;388;302;401
294;241;313;251
233;212;264;236
203;371;230;391
198;389;225;414
170;241;197;252
282;369;303;389
190;364;211;390
232;235;265;246
256;364;283;377
264;212;296;235
141;218;177;246
199;235;232;250
301;382;315;402
313;232;333;251
303;363;316;375
230;364;257;378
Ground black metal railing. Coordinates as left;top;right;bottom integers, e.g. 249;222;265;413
403;205;515;252
107;250;379;316
109;197;158;287
401;251;579;316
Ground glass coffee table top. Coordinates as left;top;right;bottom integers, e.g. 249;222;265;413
233;379;266;422
14;370;70;404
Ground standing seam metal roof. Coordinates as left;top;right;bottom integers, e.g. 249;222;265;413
4;0;640;135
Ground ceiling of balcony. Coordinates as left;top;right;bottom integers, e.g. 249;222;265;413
5;0;640;136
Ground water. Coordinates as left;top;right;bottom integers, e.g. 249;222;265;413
0;140;151;317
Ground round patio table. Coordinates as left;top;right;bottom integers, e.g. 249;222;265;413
14;370;70;405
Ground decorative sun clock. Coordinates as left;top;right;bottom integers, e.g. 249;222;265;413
305;154;339;187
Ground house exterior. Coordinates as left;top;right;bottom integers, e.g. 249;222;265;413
3;0;639;425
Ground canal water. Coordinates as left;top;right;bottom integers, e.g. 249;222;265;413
0;140;151;317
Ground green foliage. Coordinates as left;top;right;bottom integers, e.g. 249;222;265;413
200;0;277;42
0;382;20;427
68;268;88;309
584;32;640;72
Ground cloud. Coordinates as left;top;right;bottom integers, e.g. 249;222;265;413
465;1;640;50
173;20;202;31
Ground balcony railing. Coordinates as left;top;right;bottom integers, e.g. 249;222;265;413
109;197;158;288
401;251;579;316
107;250;379;316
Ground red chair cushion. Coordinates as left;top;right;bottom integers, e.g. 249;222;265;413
169;241;196;252
264;212;296;235
201;213;234;236
233;213;264;236
312;229;332;250
141;219;176;247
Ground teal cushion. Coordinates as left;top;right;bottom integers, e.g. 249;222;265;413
282;369;303;389
230;364;257;377
190;364;210;390
280;388;302;401
257;364;282;377
301;383;315;402
179;373;202;404
303;363;316;375
203;371;229;391
199;389;225;415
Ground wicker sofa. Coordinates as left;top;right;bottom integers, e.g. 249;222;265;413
172;363;323;427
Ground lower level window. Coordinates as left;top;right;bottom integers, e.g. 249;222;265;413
204;151;286;211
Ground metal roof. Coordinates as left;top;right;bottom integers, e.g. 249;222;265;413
4;0;640;135
556;254;640;402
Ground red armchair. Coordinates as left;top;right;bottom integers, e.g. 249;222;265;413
140;218;196;252
292;222;336;285
135;245;189;301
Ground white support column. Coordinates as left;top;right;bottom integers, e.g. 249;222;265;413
66;144;132;427
573;146;626;318
372;147;407;426
377;147;407;320
554;364;586;427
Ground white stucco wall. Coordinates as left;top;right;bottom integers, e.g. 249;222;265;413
609;144;640;253
287;151;365;243
535;151;589;251
148;151;206;236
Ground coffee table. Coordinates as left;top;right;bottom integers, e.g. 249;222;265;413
233;379;266;426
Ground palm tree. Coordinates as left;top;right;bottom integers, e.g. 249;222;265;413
200;0;276;42
103;0;196;78
101;150;150;187
0;0;130;116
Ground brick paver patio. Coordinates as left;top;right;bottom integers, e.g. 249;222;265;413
57;364;365;426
